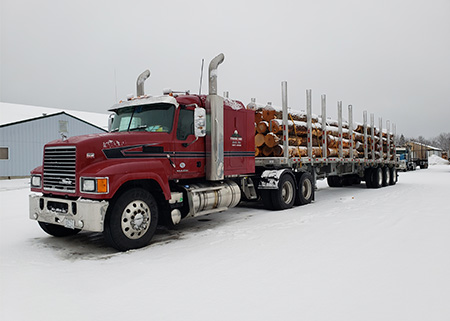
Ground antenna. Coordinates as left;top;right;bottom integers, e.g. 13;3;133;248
199;58;204;95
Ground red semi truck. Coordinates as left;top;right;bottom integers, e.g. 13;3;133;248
29;54;398;251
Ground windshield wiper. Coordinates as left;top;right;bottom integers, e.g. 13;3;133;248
110;128;120;132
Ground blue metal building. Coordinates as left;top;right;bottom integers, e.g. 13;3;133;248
1;107;107;178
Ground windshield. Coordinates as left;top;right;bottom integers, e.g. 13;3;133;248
110;103;175;133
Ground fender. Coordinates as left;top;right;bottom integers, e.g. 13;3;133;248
258;168;296;190
79;159;171;200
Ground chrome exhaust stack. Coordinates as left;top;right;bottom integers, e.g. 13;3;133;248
206;53;225;181
136;69;151;96
208;53;224;95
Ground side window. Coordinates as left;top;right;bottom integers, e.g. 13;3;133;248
176;108;194;140
0;147;8;160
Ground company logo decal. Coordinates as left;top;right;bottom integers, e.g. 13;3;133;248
231;130;243;147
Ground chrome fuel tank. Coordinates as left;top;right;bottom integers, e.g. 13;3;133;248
183;180;241;217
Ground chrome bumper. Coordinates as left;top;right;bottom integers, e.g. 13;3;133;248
29;194;109;232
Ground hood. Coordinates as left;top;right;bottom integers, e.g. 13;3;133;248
45;131;172;168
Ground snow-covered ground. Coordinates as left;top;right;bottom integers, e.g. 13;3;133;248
1;164;449;321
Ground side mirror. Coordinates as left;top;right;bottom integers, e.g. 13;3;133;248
108;114;115;132
194;107;206;137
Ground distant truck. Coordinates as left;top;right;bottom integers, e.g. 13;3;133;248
396;142;429;171
396;146;415;171
407;142;429;169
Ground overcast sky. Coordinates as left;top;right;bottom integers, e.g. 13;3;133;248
1;0;449;138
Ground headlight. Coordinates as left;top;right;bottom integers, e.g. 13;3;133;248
82;178;96;192
31;175;42;188
81;177;109;194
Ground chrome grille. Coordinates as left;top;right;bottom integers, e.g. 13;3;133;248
43;146;76;193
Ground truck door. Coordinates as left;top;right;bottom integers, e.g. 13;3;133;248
172;106;205;179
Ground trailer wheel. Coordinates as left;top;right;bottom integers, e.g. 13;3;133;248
327;176;343;188
271;173;296;210
382;167;390;187
351;175;362;185
296;172;314;205
38;222;81;237
104;188;158;251
389;167;397;185
365;169;373;188
371;167;383;189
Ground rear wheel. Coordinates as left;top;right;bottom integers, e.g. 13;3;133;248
382;167;390;187
351;175;361;185
104;188;158;251
38;222;81;237
296;172;314;205
365;168;373;188
271;173;296;210
260;190;275;210
327;176;343;188
389;167;397;185
371;167;383;189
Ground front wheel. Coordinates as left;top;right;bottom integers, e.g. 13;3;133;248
104;188;158;251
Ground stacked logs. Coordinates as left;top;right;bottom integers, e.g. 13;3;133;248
252;103;394;160
354;124;395;160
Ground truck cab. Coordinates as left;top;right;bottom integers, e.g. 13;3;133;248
30;55;255;251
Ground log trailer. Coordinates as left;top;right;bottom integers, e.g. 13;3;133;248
29;54;398;251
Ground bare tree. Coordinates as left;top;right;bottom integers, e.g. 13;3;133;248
435;133;450;151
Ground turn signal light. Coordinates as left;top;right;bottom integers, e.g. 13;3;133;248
97;179;108;193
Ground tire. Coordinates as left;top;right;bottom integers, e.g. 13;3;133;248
38;222;81;237
260;189;275;210
371;167;383;189
342;176;352;186
271;173;296;210
389;167;397;185
341;175;360;186
296;172;314;205
327;176;343;188
365;168;373;188
104;188;158;251
382;167;390;187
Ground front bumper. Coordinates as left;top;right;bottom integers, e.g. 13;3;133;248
29;194;109;232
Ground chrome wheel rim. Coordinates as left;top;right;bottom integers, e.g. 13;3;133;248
281;180;294;204
302;179;312;199
377;169;383;186
121;200;151;239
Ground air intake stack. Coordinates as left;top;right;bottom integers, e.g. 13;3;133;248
206;53;225;181
136;70;150;96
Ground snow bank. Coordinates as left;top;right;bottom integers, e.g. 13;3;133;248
429;154;449;165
